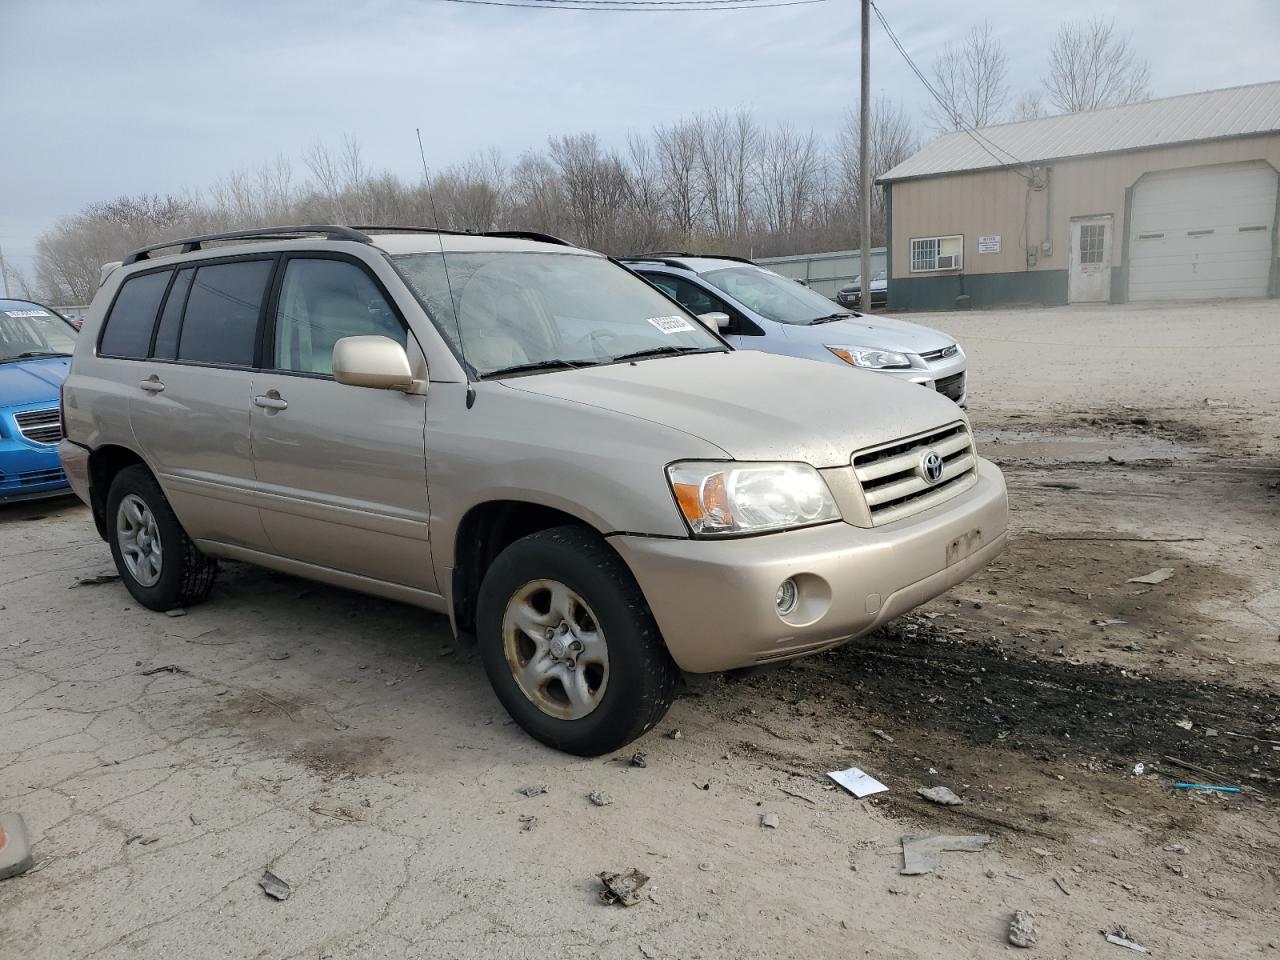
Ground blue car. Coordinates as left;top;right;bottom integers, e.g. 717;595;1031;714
0;299;78;503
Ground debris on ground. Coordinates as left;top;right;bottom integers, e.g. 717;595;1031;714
258;868;291;901
1008;910;1039;948
697;861;714;872
1162;843;1189;854
1053;876;1072;896
597;867;649;907
667;729;682;740
164;608;186;618
71;573;120;588
871;729;895;743
0;813;34;880
760;813;779;829
308;802;365;822
630;752;648;768
588;791;613;807
827;767;889;798
917;786;964;806
1105;929;1149;953
900;835;991;875
268;651;290;661
518;815;537;832
515;784;548;797
1132;763;1146;775
1173;782;1240;794
1174;719;1193;730
1127;568;1174;585
140;664;188;676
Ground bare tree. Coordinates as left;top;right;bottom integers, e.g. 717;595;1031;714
927;21;1010;131
837;97;917;246
653;119;701;237
697;111;759;242
548;134;632;250
1011;90;1047;122
1044;16;1151;113
756;125;821;244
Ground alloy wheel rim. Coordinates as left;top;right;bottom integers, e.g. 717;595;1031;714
502;579;609;720
116;494;163;588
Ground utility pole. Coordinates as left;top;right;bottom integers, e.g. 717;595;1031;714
859;0;872;304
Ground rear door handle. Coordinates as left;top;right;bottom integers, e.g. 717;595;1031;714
139;379;165;393
253;395;288;411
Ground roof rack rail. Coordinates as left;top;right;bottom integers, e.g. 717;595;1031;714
122;225;372;265
483;231;573;247
635;251;756;265
354;226;573;246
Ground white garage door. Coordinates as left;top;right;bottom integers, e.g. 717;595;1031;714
1128;161;1277;301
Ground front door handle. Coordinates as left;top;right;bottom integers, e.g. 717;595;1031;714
253;394;288;411
139;378;165;393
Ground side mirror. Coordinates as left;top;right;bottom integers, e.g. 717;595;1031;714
332;336;415;390
697;312;731;333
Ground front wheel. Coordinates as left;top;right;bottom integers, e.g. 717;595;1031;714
476;526;678;756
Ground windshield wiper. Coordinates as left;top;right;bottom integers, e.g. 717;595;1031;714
478;358;596;380
807;313;856;325
608;345;722;364
5;351;71;361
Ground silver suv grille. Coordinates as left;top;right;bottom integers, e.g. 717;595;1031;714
852;421;977;525
14;407;63;445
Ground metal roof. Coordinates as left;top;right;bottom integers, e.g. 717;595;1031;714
879;81;1280;183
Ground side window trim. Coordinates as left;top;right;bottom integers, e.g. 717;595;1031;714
175;255;276;370
262;251;412;380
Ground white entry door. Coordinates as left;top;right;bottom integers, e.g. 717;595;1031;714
1069;216;1112;303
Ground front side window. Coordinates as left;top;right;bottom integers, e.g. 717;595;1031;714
643;273;722;316
0;305;77;362
178;260;273;367
394;251;723;377
100;271;169;358
699;265;849;325
273;259;404;375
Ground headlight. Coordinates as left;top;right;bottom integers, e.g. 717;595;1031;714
825;344;911;369
667;461;840;537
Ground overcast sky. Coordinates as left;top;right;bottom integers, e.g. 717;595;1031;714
2;0;1277;287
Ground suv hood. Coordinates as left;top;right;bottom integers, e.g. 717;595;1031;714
781;313;953;354
502;351;966;467
0;357;69;408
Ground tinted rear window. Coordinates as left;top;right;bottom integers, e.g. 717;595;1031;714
100;271;170;358
178;260;272;366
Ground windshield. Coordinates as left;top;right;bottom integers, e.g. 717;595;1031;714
701;265;851;325
394;251;724;377
0;307;77;362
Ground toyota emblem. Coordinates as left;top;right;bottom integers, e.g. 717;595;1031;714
921;449;944;484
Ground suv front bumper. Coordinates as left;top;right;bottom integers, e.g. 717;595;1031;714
610;458;1006;673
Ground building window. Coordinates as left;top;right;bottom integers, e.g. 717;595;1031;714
1079;223;1105;264
910;235;963;272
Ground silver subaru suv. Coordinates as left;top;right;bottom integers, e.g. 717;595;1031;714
59;226;1007;756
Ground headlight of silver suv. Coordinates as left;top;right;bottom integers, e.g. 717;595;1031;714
667;461;840;537
825;344;912;369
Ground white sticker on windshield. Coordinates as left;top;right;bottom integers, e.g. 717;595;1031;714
4;310;52;318
646;315;695;334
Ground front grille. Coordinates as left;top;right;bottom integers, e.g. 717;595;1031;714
920;345;960;362
935;372;965;401
14;407;62;445
852;421;978;525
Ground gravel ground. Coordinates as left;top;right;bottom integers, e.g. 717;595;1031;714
1;298;1277;959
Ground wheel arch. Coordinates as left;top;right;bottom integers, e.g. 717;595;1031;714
450;499;616;638
86;445;150;540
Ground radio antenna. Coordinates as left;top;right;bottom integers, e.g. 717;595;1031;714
415;127;472;398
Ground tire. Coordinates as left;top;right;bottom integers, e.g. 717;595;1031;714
477;525;678;756
106;464;218;611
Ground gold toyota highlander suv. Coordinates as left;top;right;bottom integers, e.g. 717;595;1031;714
59;225;1007;755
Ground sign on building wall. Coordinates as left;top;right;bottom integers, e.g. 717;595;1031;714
978;235;1001;254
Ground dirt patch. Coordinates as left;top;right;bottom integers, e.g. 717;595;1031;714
288;736;392;780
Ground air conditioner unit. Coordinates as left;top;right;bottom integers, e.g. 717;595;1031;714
936;254;959;270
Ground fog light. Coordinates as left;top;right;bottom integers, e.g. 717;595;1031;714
775;578;799;616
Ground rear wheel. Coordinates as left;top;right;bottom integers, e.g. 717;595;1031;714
477;525;678;756
106;465;217;611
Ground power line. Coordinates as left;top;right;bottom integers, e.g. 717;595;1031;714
427;0;828;10
869;0;1033;180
